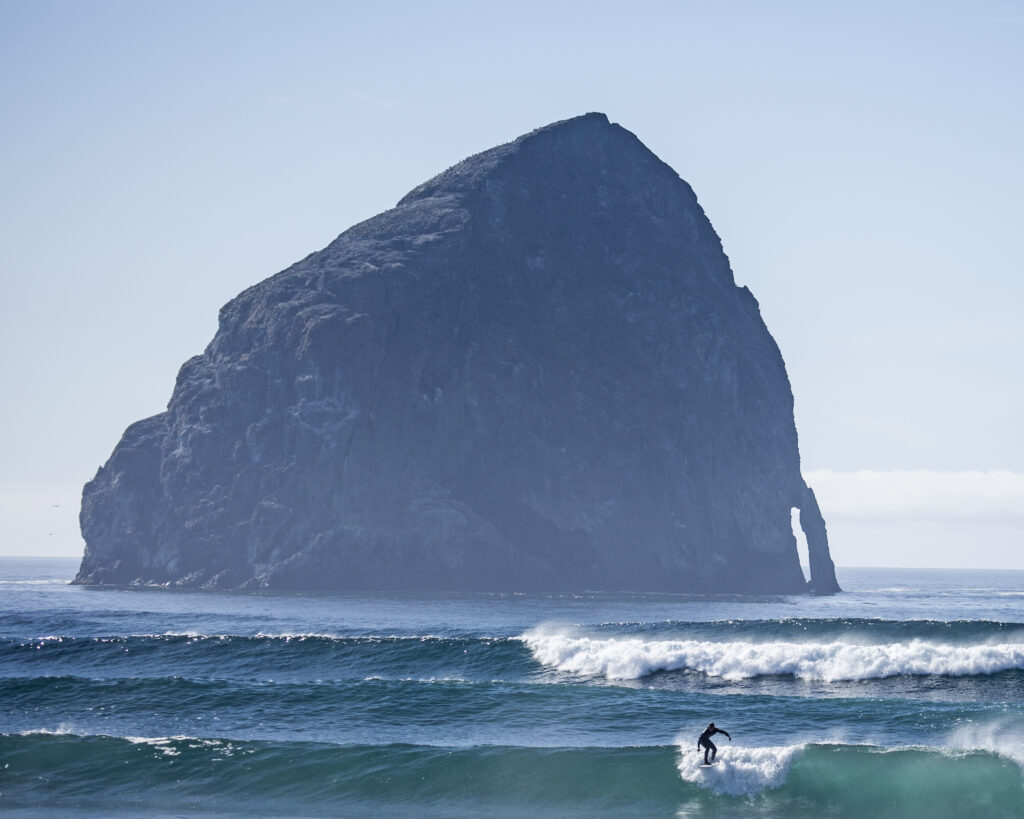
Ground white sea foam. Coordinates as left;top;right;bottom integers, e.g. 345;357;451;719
18;728;238;756
946;720;1024;769
676;742;804;796
521;627;1024;681
251;631;453;641
125;735;190;756
18;723;77;736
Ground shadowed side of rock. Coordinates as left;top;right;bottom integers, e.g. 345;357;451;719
75;113;840;594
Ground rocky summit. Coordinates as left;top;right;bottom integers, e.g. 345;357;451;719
76;113;840;594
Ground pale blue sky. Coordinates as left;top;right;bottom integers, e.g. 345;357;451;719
1;1;1021;566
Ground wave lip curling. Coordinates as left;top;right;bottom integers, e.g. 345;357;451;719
522;627;1024;681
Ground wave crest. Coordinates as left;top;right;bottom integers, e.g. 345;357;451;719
521;627;1024;681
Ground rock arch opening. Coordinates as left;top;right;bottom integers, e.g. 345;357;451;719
791;506;809;586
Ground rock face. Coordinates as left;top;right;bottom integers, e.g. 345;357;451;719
76;113;840;594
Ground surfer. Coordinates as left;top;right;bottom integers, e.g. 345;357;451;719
697;722;731;764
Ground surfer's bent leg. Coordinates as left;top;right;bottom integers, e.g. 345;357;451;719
702;739;716;764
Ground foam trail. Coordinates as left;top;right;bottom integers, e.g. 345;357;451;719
522;627;1024;681
676;742;804;796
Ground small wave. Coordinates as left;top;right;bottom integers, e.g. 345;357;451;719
0;633;531;684
522;627;1024;681
0;578;66;585
17;724;77;736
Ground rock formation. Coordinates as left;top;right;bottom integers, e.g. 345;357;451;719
75;113;840;594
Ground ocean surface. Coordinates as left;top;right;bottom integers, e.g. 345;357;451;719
1;557;1022;817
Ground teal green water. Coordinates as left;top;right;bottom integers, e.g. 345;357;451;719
2;559;1022;816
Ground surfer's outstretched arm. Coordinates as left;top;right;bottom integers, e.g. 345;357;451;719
722;730;731;740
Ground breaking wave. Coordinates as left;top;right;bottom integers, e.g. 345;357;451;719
3;732;1021;817
522;626;1024;681
677;742;804;796
675;740;1024;814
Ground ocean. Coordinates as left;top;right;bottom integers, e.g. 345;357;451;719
1;557;1022;817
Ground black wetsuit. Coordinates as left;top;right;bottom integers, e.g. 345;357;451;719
697;726;730;764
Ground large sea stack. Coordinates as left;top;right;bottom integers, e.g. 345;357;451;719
76;114;840;594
